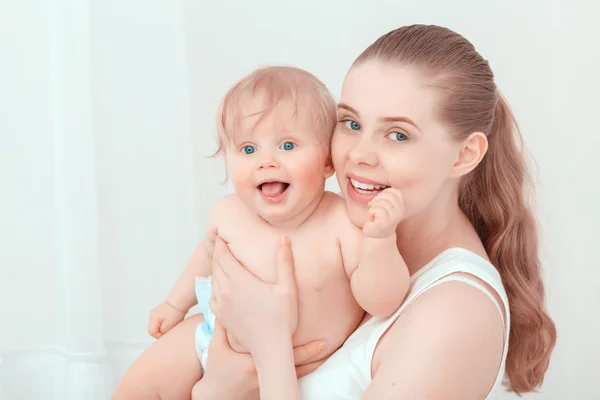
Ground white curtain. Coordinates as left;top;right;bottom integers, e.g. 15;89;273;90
0;1;202;398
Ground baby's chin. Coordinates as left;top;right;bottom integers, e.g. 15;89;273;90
255;205;299;225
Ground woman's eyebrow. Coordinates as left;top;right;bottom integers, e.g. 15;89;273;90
337;103;360;116
338;102;422;133
380;115;421;131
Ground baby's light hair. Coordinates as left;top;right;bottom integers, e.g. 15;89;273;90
213;65;337;156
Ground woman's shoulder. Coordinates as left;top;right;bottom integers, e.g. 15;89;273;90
368;248;508;399
406;247;509;333
413;247;502;287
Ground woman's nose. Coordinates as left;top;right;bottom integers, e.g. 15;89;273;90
348;136;378;167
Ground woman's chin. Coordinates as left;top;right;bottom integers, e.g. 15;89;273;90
346;207;368;229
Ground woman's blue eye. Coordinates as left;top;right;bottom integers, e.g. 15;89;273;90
280;142;295;151
387;132;408;142
242;145;256;154
344;120;361;131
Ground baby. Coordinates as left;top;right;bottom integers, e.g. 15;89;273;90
148;66;409;375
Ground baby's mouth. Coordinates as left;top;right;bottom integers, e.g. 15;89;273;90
258;181;290;197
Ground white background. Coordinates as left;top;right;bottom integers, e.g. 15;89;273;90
1;0;599;399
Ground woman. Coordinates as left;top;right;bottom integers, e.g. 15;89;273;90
113;24;556;399
195;24;556;399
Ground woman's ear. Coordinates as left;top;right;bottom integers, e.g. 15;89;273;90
451;132;488;178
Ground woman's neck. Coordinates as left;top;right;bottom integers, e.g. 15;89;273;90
395;195;477;276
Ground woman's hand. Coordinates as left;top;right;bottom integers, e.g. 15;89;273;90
192;321;328;400
210;236;299;356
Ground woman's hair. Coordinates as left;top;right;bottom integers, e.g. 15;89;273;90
355;25;556;394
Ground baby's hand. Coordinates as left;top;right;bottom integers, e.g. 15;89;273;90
148;301;186;339
362;188;405;238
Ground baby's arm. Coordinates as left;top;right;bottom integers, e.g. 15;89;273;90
148;198;224;338
164;228;216;314
350;236;409;318
341;189;410;317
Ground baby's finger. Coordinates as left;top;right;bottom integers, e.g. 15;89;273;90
382;188;404;206
159;319;170;334
369;205;390;221
370;191;400;208
369;197;395;215
148;322;157;337
150;319;162;338
381;188;405;221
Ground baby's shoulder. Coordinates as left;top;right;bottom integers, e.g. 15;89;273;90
317;191;348;217
207;194;250;227
317;192;361;235
210;193;244;213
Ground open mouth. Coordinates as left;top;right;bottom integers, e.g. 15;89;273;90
258;180;290;203
349;178;390;195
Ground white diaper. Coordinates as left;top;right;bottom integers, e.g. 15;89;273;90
194;276;215;369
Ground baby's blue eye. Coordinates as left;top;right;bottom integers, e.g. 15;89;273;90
242;145;256;154
387;132;408;142
344;120;361;130
280;142;295;151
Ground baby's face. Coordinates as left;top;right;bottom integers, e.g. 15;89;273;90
225;96;333;226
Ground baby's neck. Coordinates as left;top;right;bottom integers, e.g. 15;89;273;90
259;191;326;231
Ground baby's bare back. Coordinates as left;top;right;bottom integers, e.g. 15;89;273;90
216;193;365;358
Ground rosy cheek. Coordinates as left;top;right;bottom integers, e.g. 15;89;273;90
228;158;255;189
290;154;326;187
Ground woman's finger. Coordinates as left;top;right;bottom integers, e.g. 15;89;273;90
276;236;296;288
209;294;218;318
295;358;327;379
210;321;227;346
205;322;233;363
209;277;220;310
213;236;232;279
214;236;260;282
292;339;326;365
211;255;227;291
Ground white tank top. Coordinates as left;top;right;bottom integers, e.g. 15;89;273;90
298;247;511;399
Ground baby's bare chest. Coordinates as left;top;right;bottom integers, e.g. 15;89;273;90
218;221;345;289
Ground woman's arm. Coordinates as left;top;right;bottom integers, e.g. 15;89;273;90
209;236;305;400
364;278;505;399
253;333;301;400
192;321;326;400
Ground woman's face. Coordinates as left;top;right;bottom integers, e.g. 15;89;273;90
331;60;462;228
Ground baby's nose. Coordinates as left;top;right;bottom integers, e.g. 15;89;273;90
257;157;279;170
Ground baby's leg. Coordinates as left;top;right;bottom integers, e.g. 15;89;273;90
111;314;204;399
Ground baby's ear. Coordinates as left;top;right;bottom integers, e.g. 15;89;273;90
324;157;335;178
